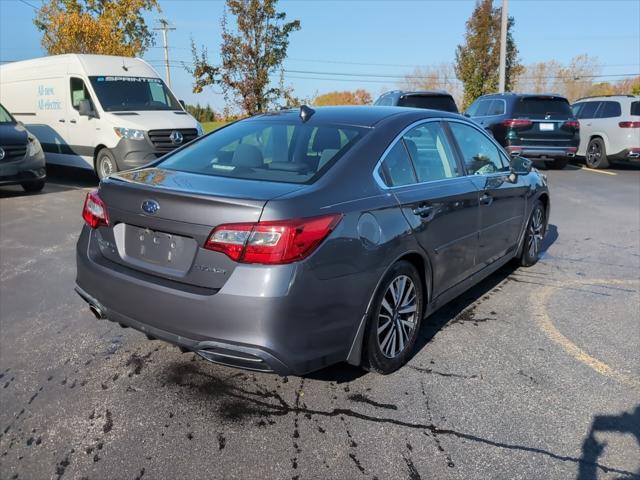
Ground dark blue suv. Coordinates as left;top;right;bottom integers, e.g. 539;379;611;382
465;93;580;169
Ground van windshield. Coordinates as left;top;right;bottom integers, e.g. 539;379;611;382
157;120;367;184
0;104;15;123
89;76;182;112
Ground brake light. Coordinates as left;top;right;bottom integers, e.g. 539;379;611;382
619;121;640;128
502;119;532;129
82;191;109;228
564;120;580;130
205;214;342;265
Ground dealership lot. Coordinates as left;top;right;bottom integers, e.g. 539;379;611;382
0;163;638;479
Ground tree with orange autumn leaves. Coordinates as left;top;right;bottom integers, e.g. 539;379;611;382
313;90;372;106
35;0;160;57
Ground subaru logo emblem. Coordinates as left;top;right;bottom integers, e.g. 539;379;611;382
169;130;183;145
141;199;160;215
0;147;4;161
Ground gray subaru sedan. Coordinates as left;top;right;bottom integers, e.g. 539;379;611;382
75;106;549;375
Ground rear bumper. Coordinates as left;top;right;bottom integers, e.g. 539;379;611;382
609;148;640;161
75;227;368;375
506;145;577;159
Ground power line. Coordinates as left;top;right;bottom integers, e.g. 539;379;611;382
17;0;38;9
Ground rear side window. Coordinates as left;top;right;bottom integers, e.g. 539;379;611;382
375;95;395;106
597;101;621;118
631;101;640;116
398;95;458;113
449;122;508;175
379;142;417;187
403;122;459;182
577;101;600;119
158;120;365;184
487;99;505;116
514;97;572;118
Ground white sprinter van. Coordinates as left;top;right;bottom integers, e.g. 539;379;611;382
0;54;203;179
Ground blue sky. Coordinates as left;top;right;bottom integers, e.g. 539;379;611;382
1;0;639;111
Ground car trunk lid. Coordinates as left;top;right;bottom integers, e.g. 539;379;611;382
93;167;303;289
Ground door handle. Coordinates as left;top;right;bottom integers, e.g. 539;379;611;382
70;119;77;124
58;119;65;123
480;193;493;206
412;204;434;218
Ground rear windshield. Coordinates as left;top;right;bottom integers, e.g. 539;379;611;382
398;95;459;113
514;97;572;118
157;120;366;184
631;101;640;116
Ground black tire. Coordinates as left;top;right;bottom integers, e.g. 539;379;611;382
519;200;546;267
363;260;424;374
21;180;45;192
546;158;568;170
585;137;609;169
96;148;119;180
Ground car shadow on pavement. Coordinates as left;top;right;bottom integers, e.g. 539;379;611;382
576;405;640;480
0;165;97;198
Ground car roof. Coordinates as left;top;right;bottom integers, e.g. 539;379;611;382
574;95;640;102
252;105;461;128
479;93;569;101
380;90;453;98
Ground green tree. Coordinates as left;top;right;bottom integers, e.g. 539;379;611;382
35;0;159;56
313;90;372;106
189;0;300;116
454;0;522;108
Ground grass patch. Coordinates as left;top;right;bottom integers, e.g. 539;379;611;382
202;121;229;133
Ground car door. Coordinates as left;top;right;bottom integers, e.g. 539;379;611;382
447;120;528;266
66;76;98;167
376;120;480;297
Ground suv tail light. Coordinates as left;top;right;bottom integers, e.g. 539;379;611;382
502;119;532;129
82;191;109;228
563;120;580;130
205;214;342;265
619;121;640;128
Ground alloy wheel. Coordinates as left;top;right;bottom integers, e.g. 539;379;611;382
587;142;601;167
527;207;544;259
377;275;418;358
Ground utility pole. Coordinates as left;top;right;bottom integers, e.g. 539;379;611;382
498;0;508;93
154;19;175;88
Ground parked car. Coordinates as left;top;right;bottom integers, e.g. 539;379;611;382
75;106;549;376
375;90;459;113
0;103;46;192
0;54;203;180
571;95;640;169
465;93;579;169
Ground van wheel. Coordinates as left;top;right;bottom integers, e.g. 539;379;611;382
546;158;568;170
362;260;424;374
96;149;119;180
585;138;609;169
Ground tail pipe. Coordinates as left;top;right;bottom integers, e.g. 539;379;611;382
89;304;105;320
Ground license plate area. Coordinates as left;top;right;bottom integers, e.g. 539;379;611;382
539;123;555;131
115;223;198;274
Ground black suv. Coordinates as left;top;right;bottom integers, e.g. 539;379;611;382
0;103;46;192
465;93;579;169
374;90;459;113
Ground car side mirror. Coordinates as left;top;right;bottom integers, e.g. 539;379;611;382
463;113;471;118
78;99;94;117
509;155;533;176
179;99;186;109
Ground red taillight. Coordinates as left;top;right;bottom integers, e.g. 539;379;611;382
205;214;343;265
619;121;640;128
502;119;532;129
564;120;580;130
82;191;109;228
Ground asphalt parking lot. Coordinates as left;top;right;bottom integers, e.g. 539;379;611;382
1;162;638;480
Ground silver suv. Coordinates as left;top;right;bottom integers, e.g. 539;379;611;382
571;95;640;169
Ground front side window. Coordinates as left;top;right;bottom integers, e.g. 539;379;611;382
0;104;15;123
597;101;622;118
158;120;365;184
449;122;508;175
70;77;92;111
89;76;181;112
402;122;459;182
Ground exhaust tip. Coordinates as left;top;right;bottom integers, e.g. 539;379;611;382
89;304;105;320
